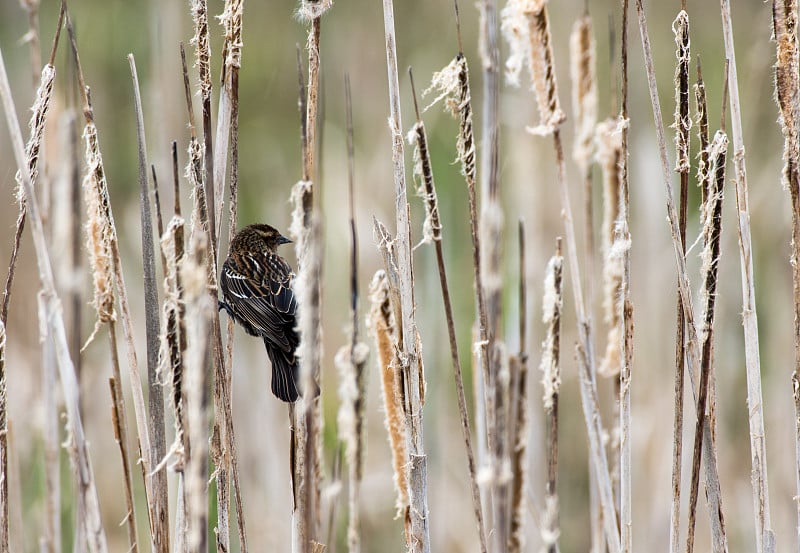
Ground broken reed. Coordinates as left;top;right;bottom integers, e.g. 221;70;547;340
379;0;431;550
669;10;690;553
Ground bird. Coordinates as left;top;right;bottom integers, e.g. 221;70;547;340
219;223;300;402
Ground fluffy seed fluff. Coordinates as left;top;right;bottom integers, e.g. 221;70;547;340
184;139;206;233
424;56;475;183
156;216;186;386
218;0;243;69
296;0;333;22
540;252;562;410
540;494;561;551
335;342;369;472
82;122;116;349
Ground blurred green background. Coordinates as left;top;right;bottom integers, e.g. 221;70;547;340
0;0;793;551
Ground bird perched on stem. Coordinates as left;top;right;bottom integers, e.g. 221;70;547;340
220;223;300;402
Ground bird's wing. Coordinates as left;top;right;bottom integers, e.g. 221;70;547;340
220;251;298;351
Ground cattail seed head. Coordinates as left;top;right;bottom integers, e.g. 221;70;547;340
368;270;408;516
82;122;116;345
570;15;597;170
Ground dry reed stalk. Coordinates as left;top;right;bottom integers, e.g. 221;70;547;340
182;232;212;553
108;377;138;552
633;1;729;549
539;239;563;553
205;2;248;546
424;44;494;533
20;0;41;87
719;2;774;551
189;0;217;252
160;209;188;552
290;4;329;550
479;0;501;207
410;66;488;552
1;31;58;553
508;220;528;553
335;75;370;553
479;1;506;542
378;0;430;550
569;14;598;306
129;54;170;553
180;40;220;551
368;269;409;515
217;3;248;549
502;1;619;549
686;128;728;553
0;318;5;553
212;0;242;244
669;10;691;551
65;18;164;553
0;43;110;552
44;113;64;545
478;3;505;542
617;0;633;549
773;0;800;546
335;337;368;553
373;217;432;553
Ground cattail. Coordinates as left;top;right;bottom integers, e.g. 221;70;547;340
181;230;212;553
408;121;441;247
290;181;322;408
82;122;116;346
570;14;598;170
159;216;187;454
501;0;565;134
595;118;624;377
423;53;478;262
15;64;54;206
335;341;369;474
540;241;563;553
367;270;408;516
774;0;799;164
700;130;728;332
540;246;563;411
672;11;691;173
694;77;710;204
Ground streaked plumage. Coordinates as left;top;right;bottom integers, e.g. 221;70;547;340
220;223;300;402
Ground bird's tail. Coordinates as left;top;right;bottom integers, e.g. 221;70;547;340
264;338;300;402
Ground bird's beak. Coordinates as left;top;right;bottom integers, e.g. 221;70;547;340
278;235;292;245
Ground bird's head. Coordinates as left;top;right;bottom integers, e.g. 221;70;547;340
231;223;292;253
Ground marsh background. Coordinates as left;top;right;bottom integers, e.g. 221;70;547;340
0;0;792;551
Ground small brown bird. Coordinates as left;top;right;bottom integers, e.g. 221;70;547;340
220;223;300;402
